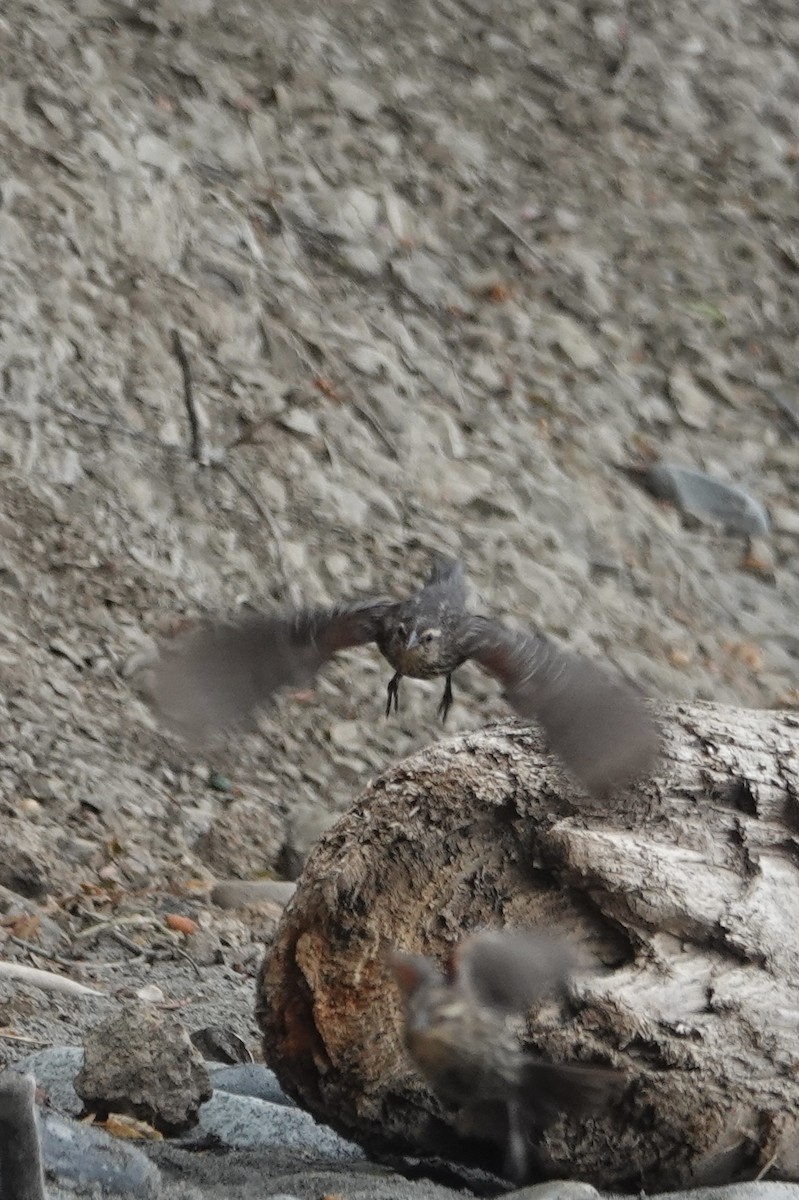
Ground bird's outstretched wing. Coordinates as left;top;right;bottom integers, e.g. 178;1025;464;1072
461;617;659;793
454;929;580;1015
143;599;396;743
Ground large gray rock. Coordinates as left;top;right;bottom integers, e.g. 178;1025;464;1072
17;1046;84;1116
76;1004;212;1134
182;1090;363;1160
505;1184;600;1200
39;1109;161;1198
208;1062;296;1107
643;1189;799;1200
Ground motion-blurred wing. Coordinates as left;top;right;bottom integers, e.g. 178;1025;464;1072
519;1058;625;1123
454;929;579;1015
143;598;395;743
462;617;659;794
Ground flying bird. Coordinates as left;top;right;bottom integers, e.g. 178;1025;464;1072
144;557;658;794
389;928;623;1184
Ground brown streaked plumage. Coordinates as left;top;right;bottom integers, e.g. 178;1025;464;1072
389;929;623;1184
143;557;659;794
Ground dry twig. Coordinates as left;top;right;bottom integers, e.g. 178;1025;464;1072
218;463;298;605
8;936;80;971
0;961;103;998
0;1031;52;1046
486;205;546;268
171;328;205;463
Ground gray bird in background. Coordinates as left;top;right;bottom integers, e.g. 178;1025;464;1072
144;557;658;794
0;1072;46;1200
389;929;623;1184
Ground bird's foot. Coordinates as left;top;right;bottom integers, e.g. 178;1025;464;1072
437;674;454;723
386;673;401;717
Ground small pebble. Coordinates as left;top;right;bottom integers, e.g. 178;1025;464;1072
207;771;232;793
327;78;380;121
669;366;715;428
636;463;770;536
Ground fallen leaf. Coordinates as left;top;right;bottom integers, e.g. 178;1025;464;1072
165;913;199;936
79;881;105;897
181;878;214;895
103;1113;163;1141
313;376;343;402
473;281;515;303
3;913;41;940
682;300;726;326
741;542;775;577
728;642;764;672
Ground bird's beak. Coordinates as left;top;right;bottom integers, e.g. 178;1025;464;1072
406;630;419;650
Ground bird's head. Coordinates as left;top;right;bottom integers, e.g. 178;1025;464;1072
387;619;447;675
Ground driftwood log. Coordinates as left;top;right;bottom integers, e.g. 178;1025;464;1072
257;703;799;1193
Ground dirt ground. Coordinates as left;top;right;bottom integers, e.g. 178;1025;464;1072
0;0;797;1062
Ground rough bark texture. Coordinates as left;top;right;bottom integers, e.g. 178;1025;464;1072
257;703;799;1193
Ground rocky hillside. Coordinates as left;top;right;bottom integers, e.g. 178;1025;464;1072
0;0;797;943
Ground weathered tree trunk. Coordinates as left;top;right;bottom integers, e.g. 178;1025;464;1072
257;703;799;1193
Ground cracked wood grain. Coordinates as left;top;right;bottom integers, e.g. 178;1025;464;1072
258;701;799;1192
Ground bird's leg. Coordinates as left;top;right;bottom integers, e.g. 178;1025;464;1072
437;674;454;723
386;672;401;717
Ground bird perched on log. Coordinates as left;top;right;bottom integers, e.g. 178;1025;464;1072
144;557;658;794
0;1072;46;1200
389;929;623;1184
